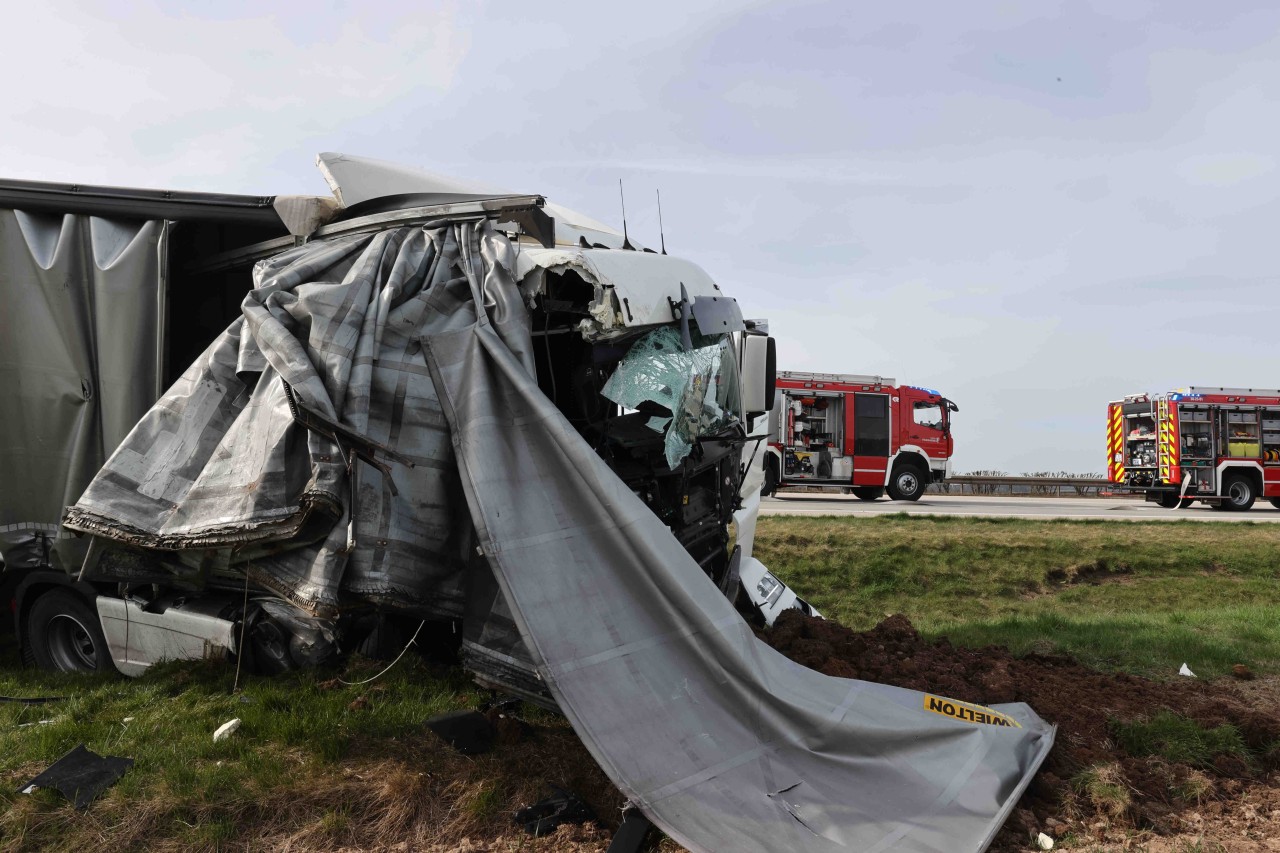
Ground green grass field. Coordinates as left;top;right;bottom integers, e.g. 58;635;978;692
3;515;1277;850
753;515;1280;678
0;655;505;851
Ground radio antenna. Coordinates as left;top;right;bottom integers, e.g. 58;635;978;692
619;179;635;250
656;188;667;255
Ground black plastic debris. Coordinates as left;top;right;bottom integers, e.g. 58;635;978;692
515;785;597;836
18;744;133;809
607;808;657;853
1;695;66;705
425;709;494;755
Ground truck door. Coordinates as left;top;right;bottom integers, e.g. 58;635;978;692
848;392;891;486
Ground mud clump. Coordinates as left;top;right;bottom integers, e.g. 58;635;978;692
759;610;1280;850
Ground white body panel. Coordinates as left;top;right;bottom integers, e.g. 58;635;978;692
96;597;236;677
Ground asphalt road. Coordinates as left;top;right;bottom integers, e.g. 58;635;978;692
759;493;1280;522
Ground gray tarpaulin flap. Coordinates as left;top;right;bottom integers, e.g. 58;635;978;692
0;209;164;571
64;221;1052;851
426;304;1055;853
64;224;528;617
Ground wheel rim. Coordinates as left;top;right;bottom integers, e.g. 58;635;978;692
897;472;919;494
47;614;97;670
1227;481;1251;506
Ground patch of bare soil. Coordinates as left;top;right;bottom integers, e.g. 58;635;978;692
759;611;1280;852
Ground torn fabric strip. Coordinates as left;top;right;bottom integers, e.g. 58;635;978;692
424;304;1055;853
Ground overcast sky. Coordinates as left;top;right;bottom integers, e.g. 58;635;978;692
6;0;1278;474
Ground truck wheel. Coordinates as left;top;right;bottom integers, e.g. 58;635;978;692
1270;498;1280;510
851;487;884;502
1222;474;1256;511
1179;498;1196;509
762;462;779;497
1156;492;1180;508
887;465;926;502
24;589;114;674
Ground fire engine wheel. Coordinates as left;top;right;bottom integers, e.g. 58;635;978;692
1221;474;1256;511
1179;498;1196;509
1156;492;1181;509
887;465;926;502
24;589;114;674
1270;498;1280;510
851;487;884;502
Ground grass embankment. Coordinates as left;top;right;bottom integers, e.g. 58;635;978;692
753;515;1280;678
4;517;1277;851
0;654;619;852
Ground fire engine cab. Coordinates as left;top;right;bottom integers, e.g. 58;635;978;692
763;372;957;501
1107;387;1280;511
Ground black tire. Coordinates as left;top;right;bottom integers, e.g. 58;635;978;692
1156;492;1181;509
1221;474;1256;511
852;487;884;502
1270;498;1280;510
762;460;779;497
886;464;927;502
24;589;114;674
1179;498;1196;509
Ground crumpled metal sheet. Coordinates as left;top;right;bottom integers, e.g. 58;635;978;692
424;310;1055;853
65;221;532;618
0;209;165;571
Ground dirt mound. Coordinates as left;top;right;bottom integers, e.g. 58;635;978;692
760;611;1280;851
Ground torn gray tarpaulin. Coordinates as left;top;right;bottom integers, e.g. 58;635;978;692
62;216;1053;851
424;303;1055;853
19;744;133;809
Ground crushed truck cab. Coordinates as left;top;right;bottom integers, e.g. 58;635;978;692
1;154;1053;853
0;153;795;687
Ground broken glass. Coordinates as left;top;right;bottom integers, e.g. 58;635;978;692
601;327;742;468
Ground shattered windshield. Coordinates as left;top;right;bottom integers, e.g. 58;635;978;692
601;327;742;468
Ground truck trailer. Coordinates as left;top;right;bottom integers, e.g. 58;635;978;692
1107;387;1280;511
763;371;957;500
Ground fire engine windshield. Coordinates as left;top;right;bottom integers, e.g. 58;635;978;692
914;401;944;431
601;327;742;468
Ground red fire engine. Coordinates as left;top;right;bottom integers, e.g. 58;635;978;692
763;372;957;501
1107;387;1280;511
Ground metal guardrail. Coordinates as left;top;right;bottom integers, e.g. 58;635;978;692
929;476;1117;497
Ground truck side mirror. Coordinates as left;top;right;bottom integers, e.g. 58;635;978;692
742;335;776;418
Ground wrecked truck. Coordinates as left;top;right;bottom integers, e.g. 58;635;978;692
0;153;801;689
1;155;1054;853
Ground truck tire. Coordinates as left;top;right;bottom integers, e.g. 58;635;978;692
762;461;779;497
1221;473;1256;511
851;487;884;502
1270;498;1280;510
24;589;114;674
1156;492;1180;509
886;464;926;502
1179;498;1196;509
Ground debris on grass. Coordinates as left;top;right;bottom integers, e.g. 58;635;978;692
515;785;597;836
18;744;133;810
213;718;241;742
426;710;496;755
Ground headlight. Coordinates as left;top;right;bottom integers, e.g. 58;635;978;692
756;573;783;605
